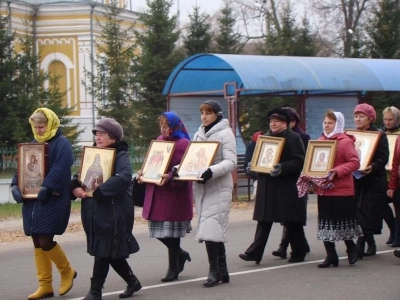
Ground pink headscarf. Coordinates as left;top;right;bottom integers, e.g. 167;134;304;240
354;103;376;123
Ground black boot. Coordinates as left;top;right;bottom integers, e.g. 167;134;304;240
203;241;220;288
384;203;395;244
110;259;142;298
304;236;311;253
356;236;365;259
83;277;104;300
178;249;191;273
318;242;339;268
364;233;377;256
161;248;180;282
391;220;400;247
272;226;289;259
394;249;400;258
218;242;229;284
344;240;358;265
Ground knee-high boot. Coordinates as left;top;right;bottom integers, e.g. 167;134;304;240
383;202;395;244
178;249;191;274
318;241;339;268
356;236;365;259
391;220;400;247
344;240;358;265
28;248;54;300
45;242;77;296
161;248;180;282
272;226;289;259
110;259;142;298
203;241;220;288
218;242;229;284
364;233;377;256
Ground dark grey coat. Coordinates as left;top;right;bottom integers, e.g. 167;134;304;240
71;141;139;258
253;128;306;223
354;126;389;234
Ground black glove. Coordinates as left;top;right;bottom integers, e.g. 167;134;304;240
11;185;23;203
37;186;52;203
198;168;213;184
270;164;282;177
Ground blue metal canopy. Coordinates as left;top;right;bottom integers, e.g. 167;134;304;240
163;54;400;97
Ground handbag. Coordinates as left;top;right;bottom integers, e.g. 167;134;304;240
131;177;145;207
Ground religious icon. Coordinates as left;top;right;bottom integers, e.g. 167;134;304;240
177;142;220;181
250;136;285;174
79;146;116;197
140;141;175;184
18;143;48;198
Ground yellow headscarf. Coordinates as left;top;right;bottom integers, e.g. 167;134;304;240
29;108;61;143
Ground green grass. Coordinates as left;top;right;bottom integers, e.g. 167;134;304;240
0;201;81;220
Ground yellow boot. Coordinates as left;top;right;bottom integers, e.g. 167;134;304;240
28;248;54;300
45;243;77;296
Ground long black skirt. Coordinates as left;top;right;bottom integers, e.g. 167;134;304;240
317;195;363;242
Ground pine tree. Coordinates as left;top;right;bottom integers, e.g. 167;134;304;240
130;0;183;146
0;15;80;147
83;1;136;142
293;17;317;57
183;5;213;56
367;0;400;58
214;1;243;54
0;3;16;148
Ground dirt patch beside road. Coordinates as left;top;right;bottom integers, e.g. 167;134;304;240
0;200;256;244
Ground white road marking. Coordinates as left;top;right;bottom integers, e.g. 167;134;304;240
67;250;395;299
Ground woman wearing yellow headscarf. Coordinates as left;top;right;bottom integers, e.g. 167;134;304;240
10;108;77;300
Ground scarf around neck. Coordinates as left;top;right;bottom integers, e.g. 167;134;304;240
29;108;60;142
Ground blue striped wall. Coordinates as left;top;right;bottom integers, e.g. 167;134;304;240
305;97;359;139
169;97;247;154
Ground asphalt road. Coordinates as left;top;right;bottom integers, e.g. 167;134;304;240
1;196;400;300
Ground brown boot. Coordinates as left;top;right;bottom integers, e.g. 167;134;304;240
28;248;54;300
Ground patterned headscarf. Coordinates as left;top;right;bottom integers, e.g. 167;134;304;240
29;108;60;143
162;112;190;140
323;111;345;138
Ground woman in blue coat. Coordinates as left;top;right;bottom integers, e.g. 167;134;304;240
11;108;77;300
71;118;141;300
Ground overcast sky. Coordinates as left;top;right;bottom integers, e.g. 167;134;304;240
131;0;225;20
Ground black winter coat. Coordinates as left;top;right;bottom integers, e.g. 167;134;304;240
253;128;306;223
354;126;389;234
71;141;139;258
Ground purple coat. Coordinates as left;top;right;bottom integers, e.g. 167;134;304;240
142;135;193;221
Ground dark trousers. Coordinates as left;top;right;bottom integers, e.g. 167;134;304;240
245;221;306;260
244;222;273;260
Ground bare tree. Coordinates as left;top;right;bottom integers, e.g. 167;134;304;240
310;0;371;57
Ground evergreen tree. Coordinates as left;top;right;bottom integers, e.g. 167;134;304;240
1;17;80;147
213;1;243;54
0;6;17;147
183;5;213;56
130;0;183;146
264;4;317;56
367;0;400;59
84;1;136;142
293;17;317;57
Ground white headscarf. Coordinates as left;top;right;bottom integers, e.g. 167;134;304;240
323;111;345;138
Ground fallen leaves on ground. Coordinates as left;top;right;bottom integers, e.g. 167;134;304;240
0;216;147;244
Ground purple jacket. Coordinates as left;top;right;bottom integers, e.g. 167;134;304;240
142;135;193;221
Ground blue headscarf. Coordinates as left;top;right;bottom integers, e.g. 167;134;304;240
161;112;190;140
